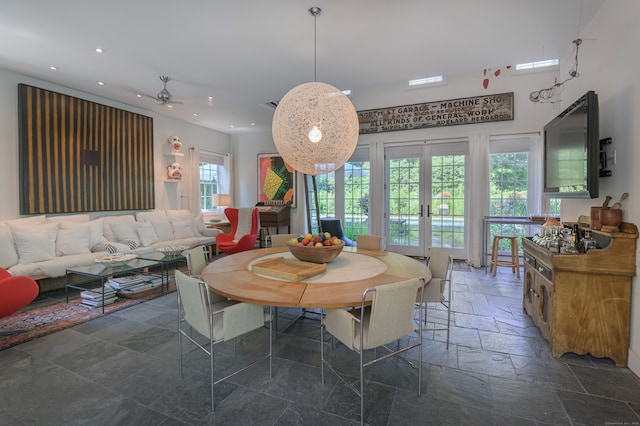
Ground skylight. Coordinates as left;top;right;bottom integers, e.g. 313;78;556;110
516;59;559;71
407;75;447;89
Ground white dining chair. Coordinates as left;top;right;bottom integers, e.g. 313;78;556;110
418;247;453;348
176;270;272;412
355;234;386;250
321;277;425;425
184;245;209;279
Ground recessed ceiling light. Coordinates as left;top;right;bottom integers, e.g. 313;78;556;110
193;113;199;117
136;94;142;98
95;48;103;53
49;66;58;71
230;125;235;128
98;81;105;86
167;104;173;108
251;123;255;126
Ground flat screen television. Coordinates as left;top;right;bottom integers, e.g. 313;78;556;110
543;90;599;198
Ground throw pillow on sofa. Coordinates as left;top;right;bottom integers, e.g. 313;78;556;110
110;221;141;247
11;222;59;264
136;221;159;246
102;215;137;242
92;242;130;254
171;218;196;239
87;218;108;249
55;223;91;256
149;217;174;242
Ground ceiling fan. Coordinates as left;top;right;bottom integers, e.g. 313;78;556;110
142;75;183;105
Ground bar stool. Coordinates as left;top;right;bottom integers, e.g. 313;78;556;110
490;236;520;278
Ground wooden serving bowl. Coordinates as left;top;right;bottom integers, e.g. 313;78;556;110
600;208;622;228
287;242;344;264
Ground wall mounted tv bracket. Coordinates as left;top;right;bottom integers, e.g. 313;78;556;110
599;138;612;177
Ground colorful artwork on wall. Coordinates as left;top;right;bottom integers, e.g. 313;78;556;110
257;154;296;208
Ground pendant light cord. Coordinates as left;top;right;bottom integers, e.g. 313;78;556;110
309;7;321;82
314;12;317;82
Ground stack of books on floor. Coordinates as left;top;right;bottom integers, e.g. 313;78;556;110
107;274;163;295
80;287;118;308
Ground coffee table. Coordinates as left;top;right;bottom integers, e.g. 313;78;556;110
65;258;161;312
137;251;187;292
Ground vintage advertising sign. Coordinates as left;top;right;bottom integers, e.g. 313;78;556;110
357;92;514;134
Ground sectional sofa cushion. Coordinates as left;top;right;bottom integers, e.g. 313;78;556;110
47;214;90;224
0;224;19;268
6;215;47;228
136;210;167;223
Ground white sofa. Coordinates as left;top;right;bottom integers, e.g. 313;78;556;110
0;210;219;284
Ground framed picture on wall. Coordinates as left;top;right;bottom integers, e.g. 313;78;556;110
257;154;296;208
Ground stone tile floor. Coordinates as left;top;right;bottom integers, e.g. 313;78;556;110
1;263;640;425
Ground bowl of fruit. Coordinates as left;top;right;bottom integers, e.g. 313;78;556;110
287;232;345;264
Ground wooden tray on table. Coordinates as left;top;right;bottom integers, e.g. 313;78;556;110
251;257;326;281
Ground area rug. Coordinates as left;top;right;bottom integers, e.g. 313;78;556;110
0;282;176;352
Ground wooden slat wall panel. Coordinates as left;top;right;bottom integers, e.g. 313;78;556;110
18;84;154;214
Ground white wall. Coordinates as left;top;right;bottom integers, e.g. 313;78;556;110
231;131;306;233
556;0;640;376
0;68;231;221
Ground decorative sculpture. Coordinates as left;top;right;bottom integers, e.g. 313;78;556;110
167;162;183;180
168;135;182;152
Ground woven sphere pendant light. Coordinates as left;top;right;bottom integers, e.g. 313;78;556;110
271;7;359;176
272;81;359;175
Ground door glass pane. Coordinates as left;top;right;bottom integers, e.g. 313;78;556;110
388;157;420;246
344;161;369;241
489;152;529;252
431;154;465;249
315;172;335;219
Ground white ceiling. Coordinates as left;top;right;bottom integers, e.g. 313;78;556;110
0;0;605;134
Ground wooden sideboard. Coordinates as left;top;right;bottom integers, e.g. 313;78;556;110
522;222;638;366
256;203;291;247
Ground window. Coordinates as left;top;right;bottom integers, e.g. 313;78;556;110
315;172;336;220
489;136;542;253
490;152;529;217
314;149;370;241
344;157;370;240
515;59;559;71
199;151;229;211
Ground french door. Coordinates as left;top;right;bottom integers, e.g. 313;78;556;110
385;142;467;259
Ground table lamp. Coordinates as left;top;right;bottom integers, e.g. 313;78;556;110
212;194;231;212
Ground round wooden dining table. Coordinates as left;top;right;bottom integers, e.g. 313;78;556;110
201;246;432;309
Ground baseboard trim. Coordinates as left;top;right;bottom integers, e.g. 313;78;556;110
628;349;640;378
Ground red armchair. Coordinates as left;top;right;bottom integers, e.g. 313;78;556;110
216;207;260;255
0;268;40;319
